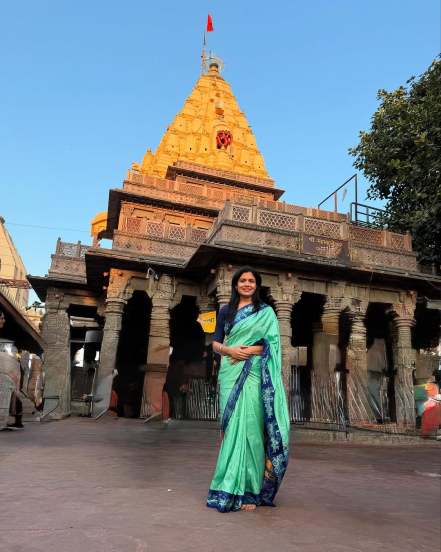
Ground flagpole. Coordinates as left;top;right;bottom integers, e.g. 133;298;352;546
201;30;206;74
202;14;214;74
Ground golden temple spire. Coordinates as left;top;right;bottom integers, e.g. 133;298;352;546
139;55;270;181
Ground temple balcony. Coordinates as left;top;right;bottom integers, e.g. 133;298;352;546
207;202;417;273
112;218;209;262
48;238;88;282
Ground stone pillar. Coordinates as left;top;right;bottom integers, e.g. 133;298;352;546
93;269;131;418
272;276;302;397
345;301;376;424
41;289;71;419
216;277;231;308
141;275;173;418
311;295;342;422
92;297;126;418
391;301;417;428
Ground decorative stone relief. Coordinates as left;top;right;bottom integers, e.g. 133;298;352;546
351;245;417;270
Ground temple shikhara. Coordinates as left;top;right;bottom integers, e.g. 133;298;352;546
30;56;441;431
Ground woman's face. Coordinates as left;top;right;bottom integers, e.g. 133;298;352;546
235;272;257;300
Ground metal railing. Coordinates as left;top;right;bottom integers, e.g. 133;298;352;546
350;202;386;228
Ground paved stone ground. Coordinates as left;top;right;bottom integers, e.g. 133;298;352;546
0;417;440;552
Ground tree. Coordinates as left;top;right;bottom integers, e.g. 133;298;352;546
349;58;441;267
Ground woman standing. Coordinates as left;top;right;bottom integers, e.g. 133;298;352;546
207;267;290;512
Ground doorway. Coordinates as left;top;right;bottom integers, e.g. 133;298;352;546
113;291;151;418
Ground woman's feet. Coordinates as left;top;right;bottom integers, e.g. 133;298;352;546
240;504;256;511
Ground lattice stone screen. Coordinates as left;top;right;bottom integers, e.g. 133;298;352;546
304;218;341;239
258;210;297;231
190;228;208;243
349;225;384;247
124;217;143;234
390;233;408;251
146;221;164;238
168;225;186;241
231;205;252;223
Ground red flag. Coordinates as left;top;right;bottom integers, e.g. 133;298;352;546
206;14;214;32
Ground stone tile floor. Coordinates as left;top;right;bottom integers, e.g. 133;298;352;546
0;417;440;552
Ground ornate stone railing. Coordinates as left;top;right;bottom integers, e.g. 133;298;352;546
208;203;417;272
119;217;209;244
113;231;197;262
48;239;88;281
115;200;416;270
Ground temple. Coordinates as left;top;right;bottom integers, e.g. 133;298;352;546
30;57;441;431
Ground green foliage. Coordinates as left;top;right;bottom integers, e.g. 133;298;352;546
349;58;441;265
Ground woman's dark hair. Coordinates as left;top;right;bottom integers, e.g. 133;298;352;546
225;266;263;325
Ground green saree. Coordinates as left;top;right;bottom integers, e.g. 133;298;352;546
207;303;290;513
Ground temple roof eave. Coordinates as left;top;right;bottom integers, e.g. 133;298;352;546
30;238;441;301
105;188;220;237
165;163;284;199
28;275;91;302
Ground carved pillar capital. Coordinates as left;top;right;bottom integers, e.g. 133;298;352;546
347;299;368;341
216;279;231;307
322;295;344;336
390;299;416;323
107;268;132;301
45;288;65;313
273;274;302;306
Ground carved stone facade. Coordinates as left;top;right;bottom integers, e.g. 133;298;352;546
30;57;441;432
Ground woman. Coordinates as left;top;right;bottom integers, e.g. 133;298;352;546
207;267;290;513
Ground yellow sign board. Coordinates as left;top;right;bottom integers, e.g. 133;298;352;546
198;311;217;334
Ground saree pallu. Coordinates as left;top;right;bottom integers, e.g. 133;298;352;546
207;303;290;513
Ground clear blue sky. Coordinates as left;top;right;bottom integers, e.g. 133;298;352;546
1;1;439;303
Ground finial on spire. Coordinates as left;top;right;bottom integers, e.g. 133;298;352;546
202;52;224;75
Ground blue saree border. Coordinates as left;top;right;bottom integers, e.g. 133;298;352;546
259;339;289;505
224;302;268;336
207;489;275;513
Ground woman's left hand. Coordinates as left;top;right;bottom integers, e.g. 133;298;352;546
240;345;264;356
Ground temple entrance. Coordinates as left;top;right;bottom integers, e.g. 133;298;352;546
165;296;208;419
291;293;325;422
69;305;103;415
113;291;151;418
